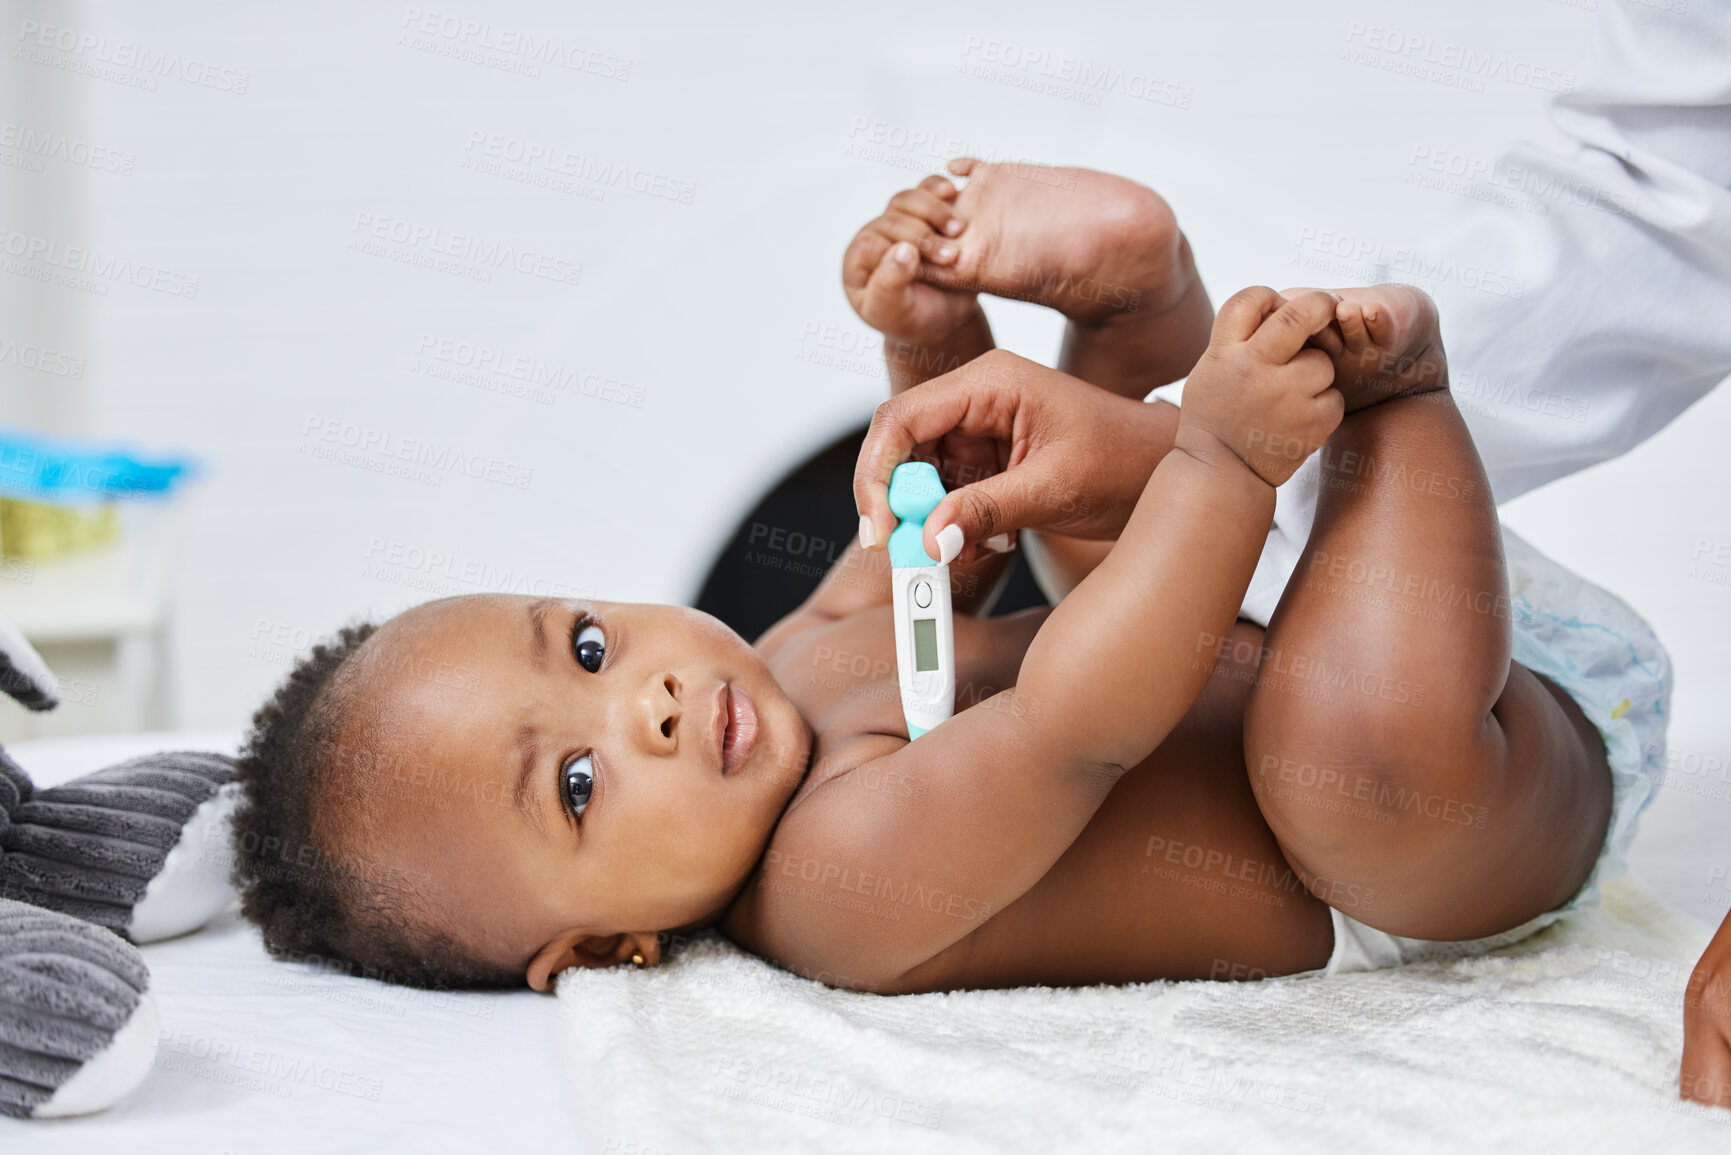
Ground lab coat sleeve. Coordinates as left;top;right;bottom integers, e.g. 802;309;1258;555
1244;0;1731;627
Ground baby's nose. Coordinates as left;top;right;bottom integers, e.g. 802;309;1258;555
648;672;680;747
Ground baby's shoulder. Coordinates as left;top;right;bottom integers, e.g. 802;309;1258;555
717;728;906;983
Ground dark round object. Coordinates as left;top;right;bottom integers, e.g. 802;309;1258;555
694;423;1049;643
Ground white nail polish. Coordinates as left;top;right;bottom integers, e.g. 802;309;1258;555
858;515;877;549
935;524;964;565
981;533;1014;554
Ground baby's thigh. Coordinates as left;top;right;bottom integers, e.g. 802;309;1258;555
1259;658;1612;943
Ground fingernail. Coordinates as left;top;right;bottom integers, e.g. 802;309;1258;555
858;515;878;549
1328;292;1342;302
935;243;956;260
944;219;962;236
935;523;964;565
981;532;1014;554
892;242;916;264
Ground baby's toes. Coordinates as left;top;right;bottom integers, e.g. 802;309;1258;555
919;174;959;202
889;187;963;242
920;177;964;234
876;210;959;265
1360;298;1398;351
1336;300;1371;352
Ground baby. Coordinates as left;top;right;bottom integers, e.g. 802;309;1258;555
230;160;1661;998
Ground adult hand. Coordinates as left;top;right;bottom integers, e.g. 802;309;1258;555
853;349;1173;565
1682;907;1731;1110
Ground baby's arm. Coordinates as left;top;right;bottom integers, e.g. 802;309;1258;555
753;290;1343;989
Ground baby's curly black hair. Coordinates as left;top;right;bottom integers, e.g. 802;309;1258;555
229;620;521;991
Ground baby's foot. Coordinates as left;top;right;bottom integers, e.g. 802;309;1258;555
1301;284;1448;413
927;158;1193;325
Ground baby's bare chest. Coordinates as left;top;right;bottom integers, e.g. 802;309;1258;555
767;606;1036;746
751;613;1312;989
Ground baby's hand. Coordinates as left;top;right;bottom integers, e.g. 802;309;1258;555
1175;287;1343;488
842;175;981;347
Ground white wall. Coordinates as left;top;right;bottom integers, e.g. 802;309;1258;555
2;0;1723;747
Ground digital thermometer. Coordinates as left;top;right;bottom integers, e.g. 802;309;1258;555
887;462;955;739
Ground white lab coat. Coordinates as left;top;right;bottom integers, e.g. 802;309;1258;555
1236;0;1731;626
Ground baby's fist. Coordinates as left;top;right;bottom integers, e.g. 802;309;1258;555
1176;287;1343;488
842;175;980;347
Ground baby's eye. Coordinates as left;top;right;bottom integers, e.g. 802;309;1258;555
573;623;605;673
563;754;594;818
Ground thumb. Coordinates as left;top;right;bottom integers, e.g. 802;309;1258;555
1211;285;1284;344
924;470;1029;564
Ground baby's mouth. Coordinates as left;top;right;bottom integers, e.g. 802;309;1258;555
720;684;760;776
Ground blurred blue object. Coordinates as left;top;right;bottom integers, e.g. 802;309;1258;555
0;429;197;505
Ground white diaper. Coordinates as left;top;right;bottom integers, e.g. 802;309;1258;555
1308;526;1674;976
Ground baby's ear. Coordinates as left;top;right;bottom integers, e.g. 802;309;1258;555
525;929;659;991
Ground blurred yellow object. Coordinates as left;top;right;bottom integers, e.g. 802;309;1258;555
0;497;119;560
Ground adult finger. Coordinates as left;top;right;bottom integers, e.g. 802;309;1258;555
1248;290;1341;364
853;368;1025;549
1681;1028;1731;1109
921;465;1053;563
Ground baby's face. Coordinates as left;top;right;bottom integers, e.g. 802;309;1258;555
340;594;812;981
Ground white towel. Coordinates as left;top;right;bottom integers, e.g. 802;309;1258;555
555;879;1729;1154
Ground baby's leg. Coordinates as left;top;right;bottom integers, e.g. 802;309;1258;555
1241;287;1612;941
926;158;1213;399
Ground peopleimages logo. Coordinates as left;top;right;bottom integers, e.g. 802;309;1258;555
413;334;646;407
463;131;695;204
1342;22;1577;95
348;212;582;287
398;7;632;80
0;227;200;298
0;122;135;174
0;335;85;379
299;415;535;490
1292;227;1526;300
15;20;250;93
957;37;1193;109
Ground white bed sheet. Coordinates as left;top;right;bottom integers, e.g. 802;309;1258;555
0;731;581;1155
559;878;1725;1154
1;683;1725;1151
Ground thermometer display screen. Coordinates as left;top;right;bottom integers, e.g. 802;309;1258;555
913;617;939;672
